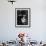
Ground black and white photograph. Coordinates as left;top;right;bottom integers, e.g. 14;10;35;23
15;8;31;27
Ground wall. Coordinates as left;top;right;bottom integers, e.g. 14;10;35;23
0;0;46;42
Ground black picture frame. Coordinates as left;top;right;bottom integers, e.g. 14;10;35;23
15;8;31;28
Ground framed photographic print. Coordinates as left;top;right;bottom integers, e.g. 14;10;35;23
15;8;31;27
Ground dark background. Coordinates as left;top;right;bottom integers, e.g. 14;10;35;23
17;10;28;25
